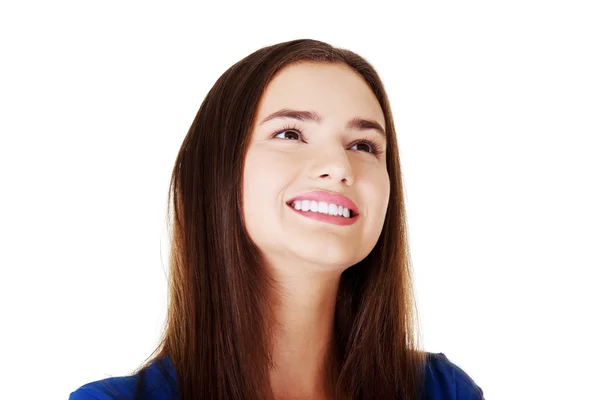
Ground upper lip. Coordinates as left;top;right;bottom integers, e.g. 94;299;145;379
286;190;359;215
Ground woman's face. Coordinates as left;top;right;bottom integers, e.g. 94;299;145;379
243;62;390;273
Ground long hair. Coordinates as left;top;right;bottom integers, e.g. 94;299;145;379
130;38;427;399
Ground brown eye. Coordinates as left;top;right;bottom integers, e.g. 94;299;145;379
352;142;373;153
274;129;301;140
350;138;384;157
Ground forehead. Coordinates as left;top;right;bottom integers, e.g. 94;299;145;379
254;62;385;128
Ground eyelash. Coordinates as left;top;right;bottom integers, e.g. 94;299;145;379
270;123;384;157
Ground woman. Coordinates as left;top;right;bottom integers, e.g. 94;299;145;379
69;39;483;400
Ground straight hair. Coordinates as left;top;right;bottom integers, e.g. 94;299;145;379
126;38;427;400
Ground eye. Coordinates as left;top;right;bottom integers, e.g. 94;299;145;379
350;142;374;153
349;139;384;157
273;129;301;141
270;123;304;141
270;125;384;158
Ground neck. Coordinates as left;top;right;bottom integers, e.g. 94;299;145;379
267;272;340;399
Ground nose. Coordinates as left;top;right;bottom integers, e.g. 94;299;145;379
308;146;355;186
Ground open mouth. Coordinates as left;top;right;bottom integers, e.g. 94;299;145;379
286;200;357;219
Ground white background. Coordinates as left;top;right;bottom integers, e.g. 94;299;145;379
1;1;598;399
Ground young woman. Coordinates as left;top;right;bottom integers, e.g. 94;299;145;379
69;39;484;400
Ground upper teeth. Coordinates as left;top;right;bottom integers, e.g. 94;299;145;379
291;200;352;218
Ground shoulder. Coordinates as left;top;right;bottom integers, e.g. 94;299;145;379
68;375;137;400
68;356;177;400
422;352;484;400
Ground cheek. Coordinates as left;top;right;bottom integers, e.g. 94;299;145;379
244;150;290;190
365;171;390;217
242;149;296;220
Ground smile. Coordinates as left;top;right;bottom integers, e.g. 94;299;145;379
286;202;359;226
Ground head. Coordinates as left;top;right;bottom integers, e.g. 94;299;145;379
243;61;390;281
136;39;426;400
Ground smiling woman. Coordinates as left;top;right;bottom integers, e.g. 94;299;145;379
69;39;483;400
243;62;391;277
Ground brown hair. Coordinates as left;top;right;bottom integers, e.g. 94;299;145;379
131;38;427;399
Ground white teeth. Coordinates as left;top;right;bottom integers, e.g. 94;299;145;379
318;202;329;213
328;203;338;215
310;200;319;212
290;200;352;218
301;200;310;211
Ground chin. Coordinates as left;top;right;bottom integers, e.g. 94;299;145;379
294;247;359;270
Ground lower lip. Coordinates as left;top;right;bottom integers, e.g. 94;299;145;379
287;204;359;226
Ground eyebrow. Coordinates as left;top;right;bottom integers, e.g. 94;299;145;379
259;108;386;140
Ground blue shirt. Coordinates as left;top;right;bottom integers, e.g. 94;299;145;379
69;352;483;399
